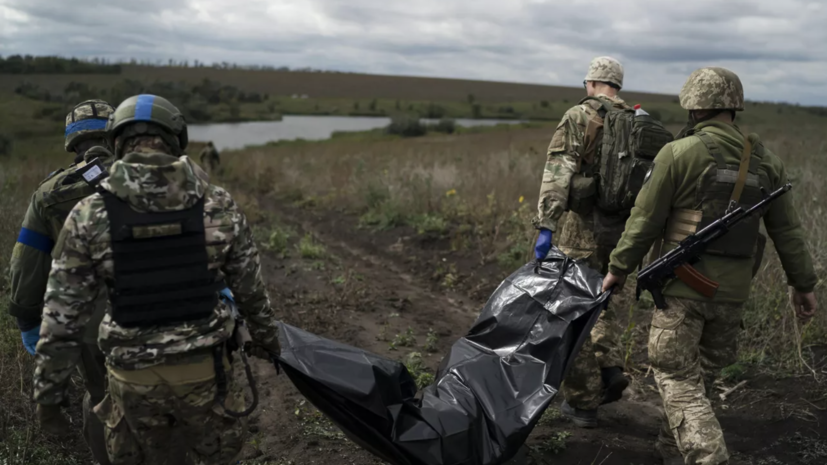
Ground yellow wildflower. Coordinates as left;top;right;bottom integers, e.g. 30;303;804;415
446;189;457;197
519;196;525;203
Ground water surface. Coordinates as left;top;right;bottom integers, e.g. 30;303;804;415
189;115;524;151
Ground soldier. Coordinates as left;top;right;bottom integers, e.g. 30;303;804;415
9;99;115;464
603;68;817;465
33;94;281;465
199;141;220;174
532;56;633;427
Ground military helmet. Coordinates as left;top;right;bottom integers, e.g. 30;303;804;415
679;67;745;111
64;99;115;152
584;56;624;89
107;94;188;156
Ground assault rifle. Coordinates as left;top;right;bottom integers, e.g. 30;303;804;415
636;183;792;309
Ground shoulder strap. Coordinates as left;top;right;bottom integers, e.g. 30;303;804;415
746;134;764;174
577;96;613;118
697;130;753;204
695;131;727;170
730;134;753;204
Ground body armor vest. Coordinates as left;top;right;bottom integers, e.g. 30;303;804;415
694;131;766;258
102;193;222;327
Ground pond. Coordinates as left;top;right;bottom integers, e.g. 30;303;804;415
188;115;525;151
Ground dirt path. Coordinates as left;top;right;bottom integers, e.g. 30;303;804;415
243;202;827;465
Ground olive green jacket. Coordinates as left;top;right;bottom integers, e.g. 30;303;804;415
609;121;816;303
8;147;114;341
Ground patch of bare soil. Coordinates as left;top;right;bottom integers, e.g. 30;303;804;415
246;202;827;465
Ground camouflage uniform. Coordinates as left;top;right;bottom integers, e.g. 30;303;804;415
34;95;280;465
533;57;629;410
609;68;817;464
199;143;220;174
8;100;114;464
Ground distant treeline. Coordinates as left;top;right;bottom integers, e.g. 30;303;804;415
0;55;122;74
15;78;269;123
0;54;341;75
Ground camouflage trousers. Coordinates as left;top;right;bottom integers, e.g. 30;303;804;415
78;342;112;465
650;296;742;465
94;354;246;465
557;210;626;409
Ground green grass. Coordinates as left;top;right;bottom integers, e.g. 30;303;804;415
222;115;827;377
404;352;436;390
295;234;326;259
0;133;93;465
262;224;294;257
293;400;345;441
388;328;416;351
424;328;439;353
535;431;572;455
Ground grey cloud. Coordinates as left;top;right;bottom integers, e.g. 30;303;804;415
0;0;825;105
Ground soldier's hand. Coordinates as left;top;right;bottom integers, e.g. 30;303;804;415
790;288;817;322
37;404;71;438
249;341;280;363
602;272;627;293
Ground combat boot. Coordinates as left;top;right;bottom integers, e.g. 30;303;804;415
601;366;629;404
656;436;684;465
560;400;598;428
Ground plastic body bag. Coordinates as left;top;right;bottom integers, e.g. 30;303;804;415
277;247;610;465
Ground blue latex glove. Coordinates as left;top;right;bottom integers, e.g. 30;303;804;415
219;287;235;304
534;229;553;261
21;326;41;356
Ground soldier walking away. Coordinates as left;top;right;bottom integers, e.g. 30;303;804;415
199;141;220;174
8;99;115;464
33;94;281;465
603;68;818;465
533;57;673;427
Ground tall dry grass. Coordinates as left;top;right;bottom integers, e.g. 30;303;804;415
222;121;827;375
0;136;87;464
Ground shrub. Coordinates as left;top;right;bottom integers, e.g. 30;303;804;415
425;103;446;119
386;115;426;137
432;118;456;134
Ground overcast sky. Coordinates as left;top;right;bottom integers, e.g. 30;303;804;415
1;0;825;105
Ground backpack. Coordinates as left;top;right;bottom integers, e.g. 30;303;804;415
582;97;674;213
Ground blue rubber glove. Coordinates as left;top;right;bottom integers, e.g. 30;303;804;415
219;287;235;304
534;229;553;261
21;326;41;356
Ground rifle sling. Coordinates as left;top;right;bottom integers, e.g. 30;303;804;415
675;264;719;299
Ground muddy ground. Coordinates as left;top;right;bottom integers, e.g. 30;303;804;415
233;199;827;465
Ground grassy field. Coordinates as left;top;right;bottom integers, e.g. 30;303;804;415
1;64;826;463
0;64;680;103
219;117;827;375
4;63;825;125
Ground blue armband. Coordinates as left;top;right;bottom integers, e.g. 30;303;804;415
17;228;54;254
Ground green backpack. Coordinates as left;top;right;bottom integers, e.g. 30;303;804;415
582;97;674;213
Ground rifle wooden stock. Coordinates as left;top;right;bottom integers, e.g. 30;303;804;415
674;264;719;298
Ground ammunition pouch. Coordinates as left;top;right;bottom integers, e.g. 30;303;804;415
694;132;766;259
567;173;597;215
664;209;702;244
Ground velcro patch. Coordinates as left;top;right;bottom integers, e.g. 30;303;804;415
132;223;183;239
